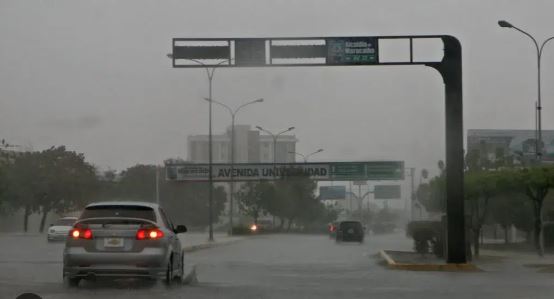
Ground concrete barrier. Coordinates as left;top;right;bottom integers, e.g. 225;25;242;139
378;250;481;272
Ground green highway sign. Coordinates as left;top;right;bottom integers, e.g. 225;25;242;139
327;37;378;65
366;161;405;180
330;163;366;179
165;161;404;182
330;161;403;180
319;186;346;200
374;185;402;199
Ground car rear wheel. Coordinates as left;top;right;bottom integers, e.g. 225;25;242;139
174;252;184;283
164;256;173;286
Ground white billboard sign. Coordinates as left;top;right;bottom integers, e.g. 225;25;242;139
166;163;330;182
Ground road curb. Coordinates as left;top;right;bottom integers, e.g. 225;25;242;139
378;250;482;272
183;238;244;253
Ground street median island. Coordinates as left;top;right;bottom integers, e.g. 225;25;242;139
379;250;481;272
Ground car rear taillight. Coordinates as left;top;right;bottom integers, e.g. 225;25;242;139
136;228;164;240
70;228;93;240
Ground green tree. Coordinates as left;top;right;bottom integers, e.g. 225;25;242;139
465;171;498;257
520;167;554;255
498;167;554;255
236;181;273;224
271;170;318;231
161;180;227;228
489;192;532;244
417;176;446;213
4;151;42;231
417;161;446;213
118;165;157;202
96;170;120;201
2;147;98;232
0;162;7;214
34;147;98;232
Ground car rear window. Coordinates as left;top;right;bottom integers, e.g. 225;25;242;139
54;219;76;226
80;205;156;221
340;221;362;229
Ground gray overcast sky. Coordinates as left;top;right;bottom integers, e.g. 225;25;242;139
1;0;553;174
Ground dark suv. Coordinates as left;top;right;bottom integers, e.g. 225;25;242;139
335;221;364;243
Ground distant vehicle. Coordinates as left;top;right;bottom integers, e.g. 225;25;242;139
335;221;364;243
47;217;78;242
62;201;187;287
250;219;273;233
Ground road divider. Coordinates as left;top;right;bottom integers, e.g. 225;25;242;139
378;250;481;272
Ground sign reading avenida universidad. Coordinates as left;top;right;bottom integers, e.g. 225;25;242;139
165;161;404;182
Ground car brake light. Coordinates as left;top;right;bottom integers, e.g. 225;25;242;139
136;229;146;240
136;228;164;240
83;229;93;239
70;228;93;240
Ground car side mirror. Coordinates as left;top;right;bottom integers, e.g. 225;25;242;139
175;225;187;234
49;224;53;227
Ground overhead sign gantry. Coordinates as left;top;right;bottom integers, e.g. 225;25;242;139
169;35;465;264
165;161;404;182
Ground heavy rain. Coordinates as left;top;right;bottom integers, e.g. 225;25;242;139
1;1;554;298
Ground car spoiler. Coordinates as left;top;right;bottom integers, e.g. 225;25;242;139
75;217;157;226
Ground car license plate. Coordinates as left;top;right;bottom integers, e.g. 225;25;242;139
347;228;354;234
104;238;124;247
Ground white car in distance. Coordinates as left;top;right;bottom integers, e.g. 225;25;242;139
48;217;78;242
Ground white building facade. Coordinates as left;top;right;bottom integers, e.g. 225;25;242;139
187;125;297;164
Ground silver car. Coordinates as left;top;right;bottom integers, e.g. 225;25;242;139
47;217;78;242
63;201;187;287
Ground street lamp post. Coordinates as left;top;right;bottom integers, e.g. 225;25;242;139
498;20;554;161
256;126;295;173
405;167;416;221
167;54;230;242
288;149;324;163
204;97;264;235
256;126;295;227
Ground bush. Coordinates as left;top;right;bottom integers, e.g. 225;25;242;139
406;220;444;257
232;225;254;235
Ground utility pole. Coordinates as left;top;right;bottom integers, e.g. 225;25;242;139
207;98;264;234
155;166;160;204
289;149;324;163
166;54;230;241
256;126;295;227
405;167;416;221
256;126;295;174
499;20;554;162
358;184;363;222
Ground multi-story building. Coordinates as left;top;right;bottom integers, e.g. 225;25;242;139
187;125;297;163
467;129;554;165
